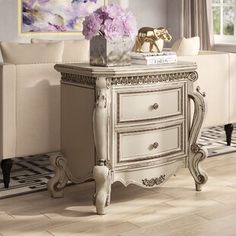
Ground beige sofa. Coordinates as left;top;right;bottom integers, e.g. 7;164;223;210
178;51;236;144
0;40;89;188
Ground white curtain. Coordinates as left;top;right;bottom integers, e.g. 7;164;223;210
181;0;214;50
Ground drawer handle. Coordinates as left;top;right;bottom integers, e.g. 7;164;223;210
153;103;159;110
152;142;159;149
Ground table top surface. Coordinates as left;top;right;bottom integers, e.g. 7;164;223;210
55;62;197;77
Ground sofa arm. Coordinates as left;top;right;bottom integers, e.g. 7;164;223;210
178;52;230;127
229;53;236;124
0;63;17;158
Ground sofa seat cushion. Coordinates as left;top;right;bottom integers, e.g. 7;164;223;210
31;39;89;63
0;41;64;64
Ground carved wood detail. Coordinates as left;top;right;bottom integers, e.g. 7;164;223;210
93;161;111;215
48;153;93;198
142;174;166;187
60;71;198;87
61;73;96;87
93;77;112;214
110;72;193;86
188;91;208;191
47;154;68;198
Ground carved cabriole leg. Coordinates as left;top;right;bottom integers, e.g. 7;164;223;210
47;153;68;198
188;91;208;191
93;77;111;215
1;159;13;188
93;161;111;215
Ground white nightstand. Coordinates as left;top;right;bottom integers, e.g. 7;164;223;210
49;62;208;215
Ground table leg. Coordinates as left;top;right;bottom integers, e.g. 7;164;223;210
93;77;111;215
93;161;111;215
47;153;68;198
188;91;208;191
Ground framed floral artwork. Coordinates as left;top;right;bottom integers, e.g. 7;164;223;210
18;0;107;34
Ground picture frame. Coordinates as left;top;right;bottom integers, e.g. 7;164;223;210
18;0;107;35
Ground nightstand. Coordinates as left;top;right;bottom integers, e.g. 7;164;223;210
49;62;208;215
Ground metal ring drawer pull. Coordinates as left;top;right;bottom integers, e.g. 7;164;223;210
152;142;159;149
153;103;159;110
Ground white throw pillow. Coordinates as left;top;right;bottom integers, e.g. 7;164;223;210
0;41;64;64
171;36;200;56
31;39;89;63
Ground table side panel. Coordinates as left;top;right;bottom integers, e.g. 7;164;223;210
61;83;95;180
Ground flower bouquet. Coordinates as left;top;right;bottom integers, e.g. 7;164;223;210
82;4;137;66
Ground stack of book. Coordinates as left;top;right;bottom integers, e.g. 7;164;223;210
130;51;177;65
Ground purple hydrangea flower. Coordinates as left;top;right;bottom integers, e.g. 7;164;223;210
82;4;137;40
122;11;137;37
82;13;102;40
103;18;124;40
24;0;49;8
72;0;97;3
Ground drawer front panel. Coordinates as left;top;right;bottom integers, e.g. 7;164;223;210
117;85;185;124
116;122;184;165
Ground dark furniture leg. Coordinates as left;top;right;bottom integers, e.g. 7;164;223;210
224;124;234;146
1;159;13;188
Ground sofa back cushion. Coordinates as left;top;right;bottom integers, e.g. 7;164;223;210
171;36;200;56
0;41;64;64
31;39;89;63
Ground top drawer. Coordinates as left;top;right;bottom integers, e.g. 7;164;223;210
115;83;186;124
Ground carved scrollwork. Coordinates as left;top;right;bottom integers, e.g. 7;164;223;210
47;154;68;198
61;73;96;87
110;72;191;86
188;91;208;191
60;71;198;87
48;153;93;198
106;78;111;89
96;89;107;108
191;143;201;153
188;71;198;82
197;174;206;183
142;174;166;187
191;146;208;191
93;165;111;215
196;86;206;97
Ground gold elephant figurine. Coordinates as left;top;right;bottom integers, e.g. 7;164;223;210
133;27;172;53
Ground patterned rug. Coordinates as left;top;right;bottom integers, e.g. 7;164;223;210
0;125;236;199
198;125;236;157
0;154;54;199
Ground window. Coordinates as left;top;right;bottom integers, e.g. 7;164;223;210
212;0;236;43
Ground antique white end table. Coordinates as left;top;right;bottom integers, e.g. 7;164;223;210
49;62;208;215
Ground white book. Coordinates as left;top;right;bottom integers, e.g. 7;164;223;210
131;54;177;61
130;51;177;59
132;56;177;65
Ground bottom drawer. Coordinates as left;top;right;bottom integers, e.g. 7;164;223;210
116;122;185;166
